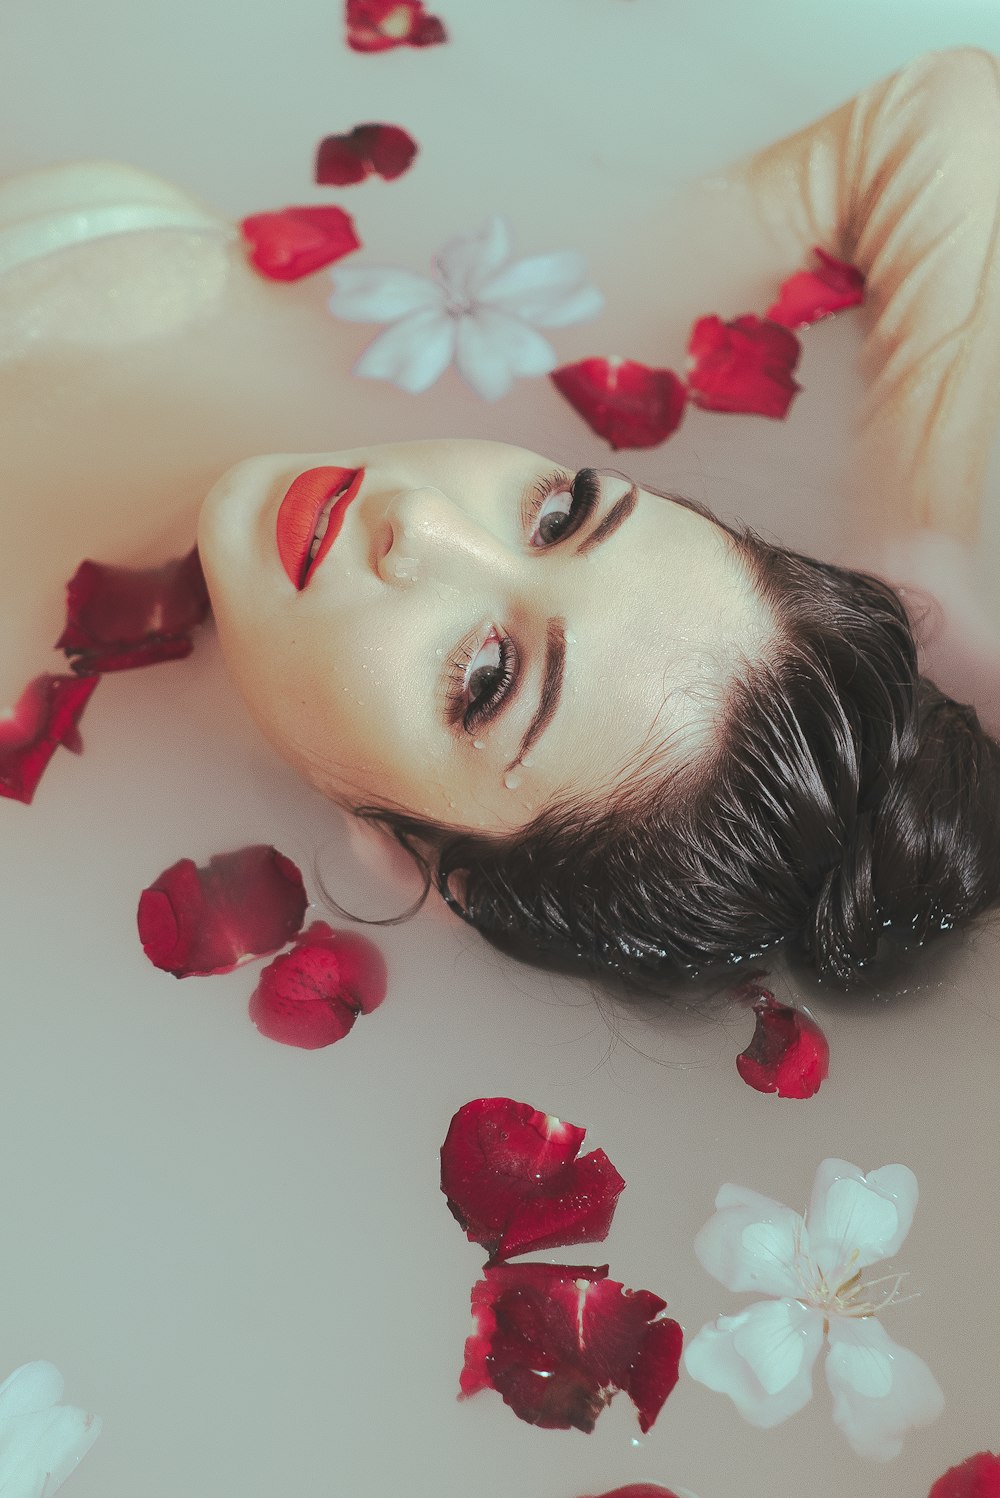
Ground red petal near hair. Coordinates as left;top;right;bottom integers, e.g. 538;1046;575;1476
316;124;419;185
0;673;99;804
766;247;866;329
56;547;210;674
736;990;830;1099
460;1263;682;1434
240;206;361;282
441;1097;626;1262
345;0;447;52
578;1489;685;1498
249;920;388;1048
686;314;801;417
550;358;687;450
928;1453;1000;1498
137;845;308;978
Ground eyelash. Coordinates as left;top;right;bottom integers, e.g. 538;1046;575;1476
525;467;601;547
445;468;601;736
445;627;518;735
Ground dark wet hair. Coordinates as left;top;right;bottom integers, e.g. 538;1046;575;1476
353;496;1000;991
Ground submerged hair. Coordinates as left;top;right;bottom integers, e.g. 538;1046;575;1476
352;503;1000;991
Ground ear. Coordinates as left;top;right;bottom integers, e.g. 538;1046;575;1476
346;813;426;888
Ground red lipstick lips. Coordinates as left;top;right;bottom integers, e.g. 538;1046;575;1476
275;466;365;590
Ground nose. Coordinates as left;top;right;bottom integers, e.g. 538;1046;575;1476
375;486;512;589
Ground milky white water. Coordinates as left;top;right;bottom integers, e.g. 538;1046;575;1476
1;4;999;1495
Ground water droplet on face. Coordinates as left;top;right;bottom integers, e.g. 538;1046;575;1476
503;771;522;790
472;739;485;750
564;629;577;645
393;555;420;581
519;754;533;768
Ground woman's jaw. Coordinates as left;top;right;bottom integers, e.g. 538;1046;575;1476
197;438;775;831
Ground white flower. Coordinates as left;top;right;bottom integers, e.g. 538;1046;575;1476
0;1362;101;1497
683;1158;944;1461
328;215;603;399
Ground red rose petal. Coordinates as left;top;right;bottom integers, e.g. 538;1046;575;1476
766;246;866;329
929;1453;1000;1498
460;1263;682;1434
315;124;418;185
56;547;210;674
137;845;308;978
736;987;830;1099
249;920;388;1049
686;314;801;417
240;206;360;282
0;673;99;804
441;1097;626;1262
345;0;447;52
551;358;686;450
580;1488;685;1498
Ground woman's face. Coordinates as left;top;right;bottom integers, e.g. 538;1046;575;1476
197;440;772;829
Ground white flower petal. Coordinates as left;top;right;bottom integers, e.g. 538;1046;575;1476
684;1300;825;1427
824;1317;944;1461
0;1365;65;1419
693;1183;806;1297
526;283;605;328
0;1363;101;1497
478;251;604;326
433;216;510;301
808;1160;918;1280
328;266;442;323
353;309;457;394
454;309;556;400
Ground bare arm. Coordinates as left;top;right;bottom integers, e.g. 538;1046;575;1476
731;46;1000;548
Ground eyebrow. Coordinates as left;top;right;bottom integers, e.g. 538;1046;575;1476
577;482;638;555
505;617;566;774
498;475;637;773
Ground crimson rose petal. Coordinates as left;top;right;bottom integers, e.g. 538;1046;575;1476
316;124;418;185
441;1097;626;1262
137;845;308;978
686;314;801;417
928;1453;1000;1498
460;1263;682;1434
580;1489;686;1498
57;547;210;674
0;673;99;804
736;988;830;1099
240;206;360;282
551;358;686;450
345;0;447;52
249;920;388;1049
766;246;866;329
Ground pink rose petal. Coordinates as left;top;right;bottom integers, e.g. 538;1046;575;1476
440;1097;626;1262
315;124;418;185
345;0;447;52
249;920;388;1049
735;986;830;1099
766;246;866;329
57;547;210;674
460;1262;682;1433
137;845;308;978
551;357;687;449
686;314;801;417
0;673;99;804
928;1453;1000;1498
240;206;360;281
